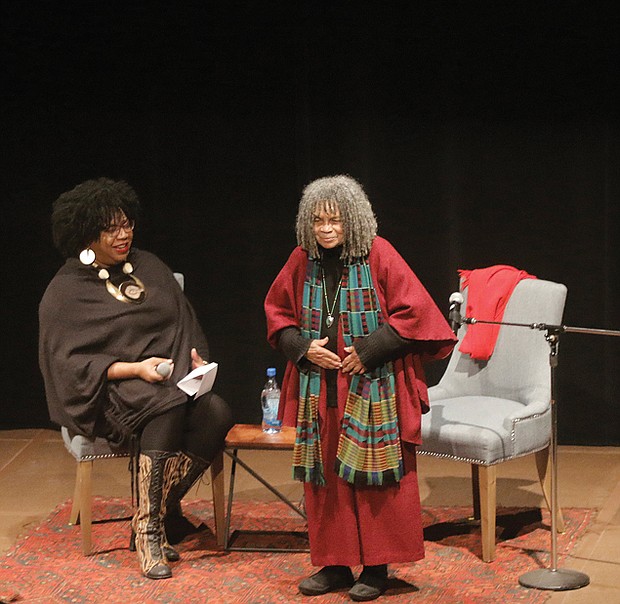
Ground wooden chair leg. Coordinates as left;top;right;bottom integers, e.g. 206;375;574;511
470;464;481;520
478;464;497;562
210;450;225;548
70;461;93;556
535;447;565;533
68;463;83;526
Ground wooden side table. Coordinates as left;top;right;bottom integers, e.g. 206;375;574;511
222;424;308;552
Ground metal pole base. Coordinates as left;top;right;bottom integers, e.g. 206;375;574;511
519;568;590;591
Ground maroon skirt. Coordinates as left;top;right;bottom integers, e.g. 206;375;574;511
303;405;425;567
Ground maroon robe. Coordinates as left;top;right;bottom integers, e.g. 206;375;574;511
265;236;456;566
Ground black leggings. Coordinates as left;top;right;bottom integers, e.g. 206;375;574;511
140;392;234;463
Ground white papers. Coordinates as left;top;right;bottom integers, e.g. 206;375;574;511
176;362;218;398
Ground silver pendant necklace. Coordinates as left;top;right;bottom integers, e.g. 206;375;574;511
321;266;343;328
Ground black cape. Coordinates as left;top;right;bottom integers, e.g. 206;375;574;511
38;248;209;445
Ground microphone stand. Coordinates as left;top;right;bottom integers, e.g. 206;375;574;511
457;315;620;591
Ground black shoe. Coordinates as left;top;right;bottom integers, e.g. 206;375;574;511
299;566;355;596
349;565;388;602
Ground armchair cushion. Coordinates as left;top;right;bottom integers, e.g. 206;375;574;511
61;427;129;461
420;393;551;465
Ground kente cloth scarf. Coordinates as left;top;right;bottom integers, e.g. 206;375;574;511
293;258;403;486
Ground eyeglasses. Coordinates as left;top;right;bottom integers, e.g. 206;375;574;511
102;220;135;238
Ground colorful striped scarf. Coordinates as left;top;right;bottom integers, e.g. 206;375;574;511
293;257;403;486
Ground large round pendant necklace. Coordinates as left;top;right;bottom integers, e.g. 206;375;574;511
94;261;146;304
320;266;343;328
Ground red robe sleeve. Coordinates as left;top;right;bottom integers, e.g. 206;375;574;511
265;247;308;348
369;237;456;360
369;238;457;441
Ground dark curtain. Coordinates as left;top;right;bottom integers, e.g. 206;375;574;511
2;2;618;444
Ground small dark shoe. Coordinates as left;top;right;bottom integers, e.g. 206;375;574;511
299;565;355;596
349;565;388;602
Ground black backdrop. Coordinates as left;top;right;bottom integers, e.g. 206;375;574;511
2;2;618;444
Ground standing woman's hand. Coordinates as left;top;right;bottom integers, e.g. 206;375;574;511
342;346;367;375
305;337;342;369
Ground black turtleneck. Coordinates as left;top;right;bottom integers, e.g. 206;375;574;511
318;246;345;354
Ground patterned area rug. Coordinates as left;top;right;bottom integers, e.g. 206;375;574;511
0;498;592;603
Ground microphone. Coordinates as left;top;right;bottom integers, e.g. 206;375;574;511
448;292;464;334
156;362;173;378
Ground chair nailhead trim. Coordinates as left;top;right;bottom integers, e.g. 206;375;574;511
416;444;549;466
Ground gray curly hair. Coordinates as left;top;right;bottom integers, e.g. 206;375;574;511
295;175;377;261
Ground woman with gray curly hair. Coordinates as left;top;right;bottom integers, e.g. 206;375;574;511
265;175;456;601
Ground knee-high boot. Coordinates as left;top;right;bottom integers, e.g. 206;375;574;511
132;450;177;579
164;450;210;544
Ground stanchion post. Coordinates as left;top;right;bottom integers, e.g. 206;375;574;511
518;328;590;591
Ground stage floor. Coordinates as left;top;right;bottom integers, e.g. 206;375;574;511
1;428;618;603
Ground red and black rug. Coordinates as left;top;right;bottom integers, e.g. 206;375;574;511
0;498;592;603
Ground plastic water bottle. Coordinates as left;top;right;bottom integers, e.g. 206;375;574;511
261;367;282;434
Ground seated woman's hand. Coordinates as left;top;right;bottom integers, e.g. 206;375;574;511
108;358;173;383
138;358;174;383
191;347;207;370
305;337;342;370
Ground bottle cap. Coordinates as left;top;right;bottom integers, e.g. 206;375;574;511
267;367;276;377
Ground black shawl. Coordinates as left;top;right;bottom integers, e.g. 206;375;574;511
39;248;209;445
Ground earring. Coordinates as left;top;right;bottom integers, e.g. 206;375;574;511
79;248;96;265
